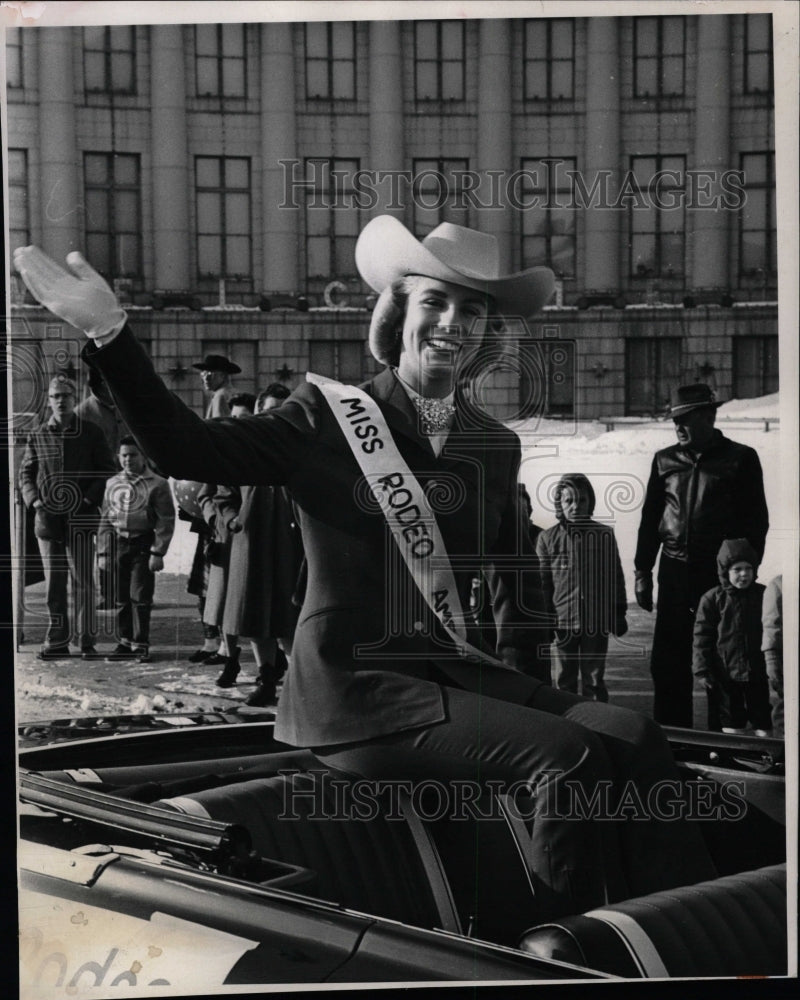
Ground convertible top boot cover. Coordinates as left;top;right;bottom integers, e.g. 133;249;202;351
518;864;786;979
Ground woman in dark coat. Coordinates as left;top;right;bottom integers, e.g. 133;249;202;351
15;222;717;921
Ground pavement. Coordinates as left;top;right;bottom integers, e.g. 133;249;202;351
14;573;710;728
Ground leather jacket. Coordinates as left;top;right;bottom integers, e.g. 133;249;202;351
634;430;768;572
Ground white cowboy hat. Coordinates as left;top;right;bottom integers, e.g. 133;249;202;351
356;215;555;315
356;216;555;364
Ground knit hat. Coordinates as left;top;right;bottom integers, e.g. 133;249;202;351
717;537;760;585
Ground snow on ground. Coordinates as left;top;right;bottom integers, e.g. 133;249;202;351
164;393;787;600
513;393;784;599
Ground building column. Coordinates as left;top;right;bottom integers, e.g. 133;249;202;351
368;21;404;219
692;16;731;290
261;22;299;293
38;27;80;260
476;20;512;270
150;25;190;290
584;18;620;292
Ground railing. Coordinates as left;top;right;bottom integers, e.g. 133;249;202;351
597;415;780;433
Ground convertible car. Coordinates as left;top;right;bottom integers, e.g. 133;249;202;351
19;712;788;991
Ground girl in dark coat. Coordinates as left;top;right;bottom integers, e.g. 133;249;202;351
537;473;627;701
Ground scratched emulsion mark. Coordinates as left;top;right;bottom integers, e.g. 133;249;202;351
44;179;87;224
69;911;88;926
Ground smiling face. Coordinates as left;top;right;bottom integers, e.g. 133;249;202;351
728;561;755;590
396;278;489;397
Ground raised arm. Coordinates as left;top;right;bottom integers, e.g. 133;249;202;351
13;247;316;489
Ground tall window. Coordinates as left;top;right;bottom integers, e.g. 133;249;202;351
523;20;574;101
744;14;773;94
83;26;136;94
626;338;682;416
195;23;246;97
633;17;685;98
8;149;29;250
629;155;685;278
195;157;252;281
6;29;23;88
84;153;142;279
304;158;360;280
412;158;469;238
733;337;778;398
519;157;576;277
309;340;364;382
414;21;465;100
305;22;356;99
739;152;776;277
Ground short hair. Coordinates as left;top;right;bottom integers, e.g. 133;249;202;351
256;384;290;409
48;375;77;396
118;435;141;451
228;392;256;413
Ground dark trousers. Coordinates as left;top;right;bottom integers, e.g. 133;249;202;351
317;675;717;920
707;671;772;732
651;555;718;728
38;530;95;649
551;630;609;701
113;534;155;648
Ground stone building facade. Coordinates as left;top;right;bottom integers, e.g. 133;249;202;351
6;14;778;420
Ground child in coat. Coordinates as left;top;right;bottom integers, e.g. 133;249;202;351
692;538;772;735
536;473;627;701
98;437;175;662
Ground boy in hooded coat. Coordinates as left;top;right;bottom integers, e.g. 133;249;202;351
536;473;627;701
692;538;772;735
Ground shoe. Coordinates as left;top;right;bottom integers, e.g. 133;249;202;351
753;728;772;738
37;645;71;660
205;651;228;666
188;649;213;663
81;645;101;660
216;648;241;688
137;649;152;663
244;682;277;707
105;643;136;661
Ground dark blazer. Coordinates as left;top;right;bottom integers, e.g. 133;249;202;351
84;328;548;746
19;413;115;540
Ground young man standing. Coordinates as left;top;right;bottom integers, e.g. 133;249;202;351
98;437;175;662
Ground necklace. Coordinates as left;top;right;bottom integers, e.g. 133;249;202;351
412;395;456;435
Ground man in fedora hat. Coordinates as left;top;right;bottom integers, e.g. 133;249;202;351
192;354;241;418
15;229;717;920
634;383;769;727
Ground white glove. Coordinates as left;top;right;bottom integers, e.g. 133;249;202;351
13;246;126;338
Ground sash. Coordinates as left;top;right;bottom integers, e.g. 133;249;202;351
308;372;501;666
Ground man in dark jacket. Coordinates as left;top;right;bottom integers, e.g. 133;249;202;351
19;375;115;658
634;384;769;727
